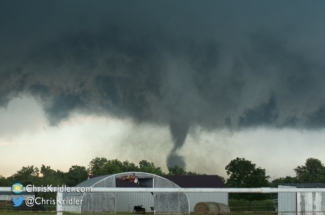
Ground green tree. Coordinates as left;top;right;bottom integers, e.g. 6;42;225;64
66;165;88;186
56;170;69;185
104;159;127;174
167;165;202;175
40;165;56;176
139;160;163;175
88;157;109;175
225;158;270;207
270;176;297;187
8;165;40;185
38;165;66;199
88;157;201;176
168;165;187;175
40;165;65;185
121;160;139;172
294;158;325;183
218;175;226;184
0;175;10;186
88;158;140;175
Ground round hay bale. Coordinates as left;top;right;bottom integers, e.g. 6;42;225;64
194;202;230;214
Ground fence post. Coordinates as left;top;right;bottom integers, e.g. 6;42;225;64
56;191;63;215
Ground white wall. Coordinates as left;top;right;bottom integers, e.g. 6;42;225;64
278;185;297;215
116;192;154;212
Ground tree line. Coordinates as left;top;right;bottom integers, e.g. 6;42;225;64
0;157;324;200
0;158;200;188
224;157;325;204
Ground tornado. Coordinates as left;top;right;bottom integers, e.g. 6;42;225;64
167;113;190;169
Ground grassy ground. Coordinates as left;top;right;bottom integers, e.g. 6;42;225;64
228;199;275;212
0;199;277;215
0;211;274;215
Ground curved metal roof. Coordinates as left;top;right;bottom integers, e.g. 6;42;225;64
75;172;183;188
63;172;184;199
76;175;111;187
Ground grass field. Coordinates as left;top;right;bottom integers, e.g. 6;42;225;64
0;210;279;215
0;199;278;215
228;199;275;212
0;211;275;215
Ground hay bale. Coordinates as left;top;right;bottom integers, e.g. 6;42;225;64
194;202;230;214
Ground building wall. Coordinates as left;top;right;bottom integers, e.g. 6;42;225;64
153;175;189;214
113;172;190;214
278;185;297;215
297;192;325;215
116;192;154;212
81;176;116;213
278;185;325;215
61;193;83;213
154;192;189;214
186;192;228;212
82;192;116;213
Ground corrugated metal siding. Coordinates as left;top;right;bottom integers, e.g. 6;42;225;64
154;192;189;214
61;193;83;213
297;192;325;215
82;192;116;213
154;175;189;214
322;193;325;214
116;192;154;212
278;185;297;215
185;192;228;212
81;175;116;212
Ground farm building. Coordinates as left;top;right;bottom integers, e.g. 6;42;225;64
277;183;325;215
163;175;228;212
62;172;227;214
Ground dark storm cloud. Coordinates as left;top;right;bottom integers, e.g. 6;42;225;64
239;96;277;127
2;0;325;167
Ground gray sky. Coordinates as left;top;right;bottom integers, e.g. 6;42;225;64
1;1;325;178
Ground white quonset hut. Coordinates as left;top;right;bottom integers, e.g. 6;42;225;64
62;172;228;214
62;172;189;214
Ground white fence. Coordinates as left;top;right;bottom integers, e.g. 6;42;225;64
2;187;325;215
